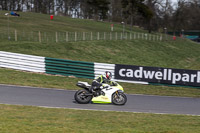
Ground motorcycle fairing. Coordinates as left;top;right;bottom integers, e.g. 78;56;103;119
91;83;123;104
92;95;111;103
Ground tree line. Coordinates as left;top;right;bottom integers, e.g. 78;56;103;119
0;0;200;33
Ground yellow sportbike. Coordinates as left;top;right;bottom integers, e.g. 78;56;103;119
74;81;127;105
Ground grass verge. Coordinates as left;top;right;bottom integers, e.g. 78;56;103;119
0;39;199;70
0;104;199;133
1;68;200;97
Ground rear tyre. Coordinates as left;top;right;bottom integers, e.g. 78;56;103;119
112;92;127;105
74;89;93;104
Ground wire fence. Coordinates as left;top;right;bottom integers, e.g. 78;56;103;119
0;29;179;43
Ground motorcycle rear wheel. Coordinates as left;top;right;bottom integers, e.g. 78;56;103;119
74;89;93;104
112;92;127;105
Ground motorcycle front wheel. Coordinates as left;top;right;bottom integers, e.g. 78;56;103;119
112;92;127;105
74;89;93;104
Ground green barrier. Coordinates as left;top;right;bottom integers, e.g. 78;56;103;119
46;65;94;73
45;57;95;79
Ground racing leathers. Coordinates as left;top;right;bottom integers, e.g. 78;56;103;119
90;75;115;96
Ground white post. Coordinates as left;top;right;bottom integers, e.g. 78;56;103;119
66;32;68;42
39;31;41;43
160;35;162;41
91;32;93;40
55;32;58;42
75;32;77;41
44;32;46;42
83;32;85;41
15;29;17;41
146;34;148;40
97;32;99;40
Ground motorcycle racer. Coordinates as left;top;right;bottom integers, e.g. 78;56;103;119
90;71;115;95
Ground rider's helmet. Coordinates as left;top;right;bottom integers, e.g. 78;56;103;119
105;71;112;80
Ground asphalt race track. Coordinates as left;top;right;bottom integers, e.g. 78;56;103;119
0;84;200;116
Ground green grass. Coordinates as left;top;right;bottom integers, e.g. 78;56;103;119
0;39;199;70
0;104;200;133
0;11;145;33
1;68;200;97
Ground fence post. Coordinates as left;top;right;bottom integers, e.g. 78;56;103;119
55;32;58;42
66;32;68;42
44;32;46;42
97;32;100;40
116;32;118;40
15;29;17;41
160;35;162;41
75;32;77;41
121;32;123;40
146;34;148;40
91;32;93;40
31;31;33;41
83;32;85;41
39;31;41;43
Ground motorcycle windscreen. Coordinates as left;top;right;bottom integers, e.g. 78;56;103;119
91;95;111;104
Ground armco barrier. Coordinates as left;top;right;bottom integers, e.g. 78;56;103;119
0;51;45;73
0;51;155;85
1;51;199;87
45;57;95;79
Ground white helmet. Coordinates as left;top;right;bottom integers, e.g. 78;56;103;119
105;71;112;80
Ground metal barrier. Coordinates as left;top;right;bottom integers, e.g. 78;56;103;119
45;57;95;79
0;51;45;72
2;51;198;87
